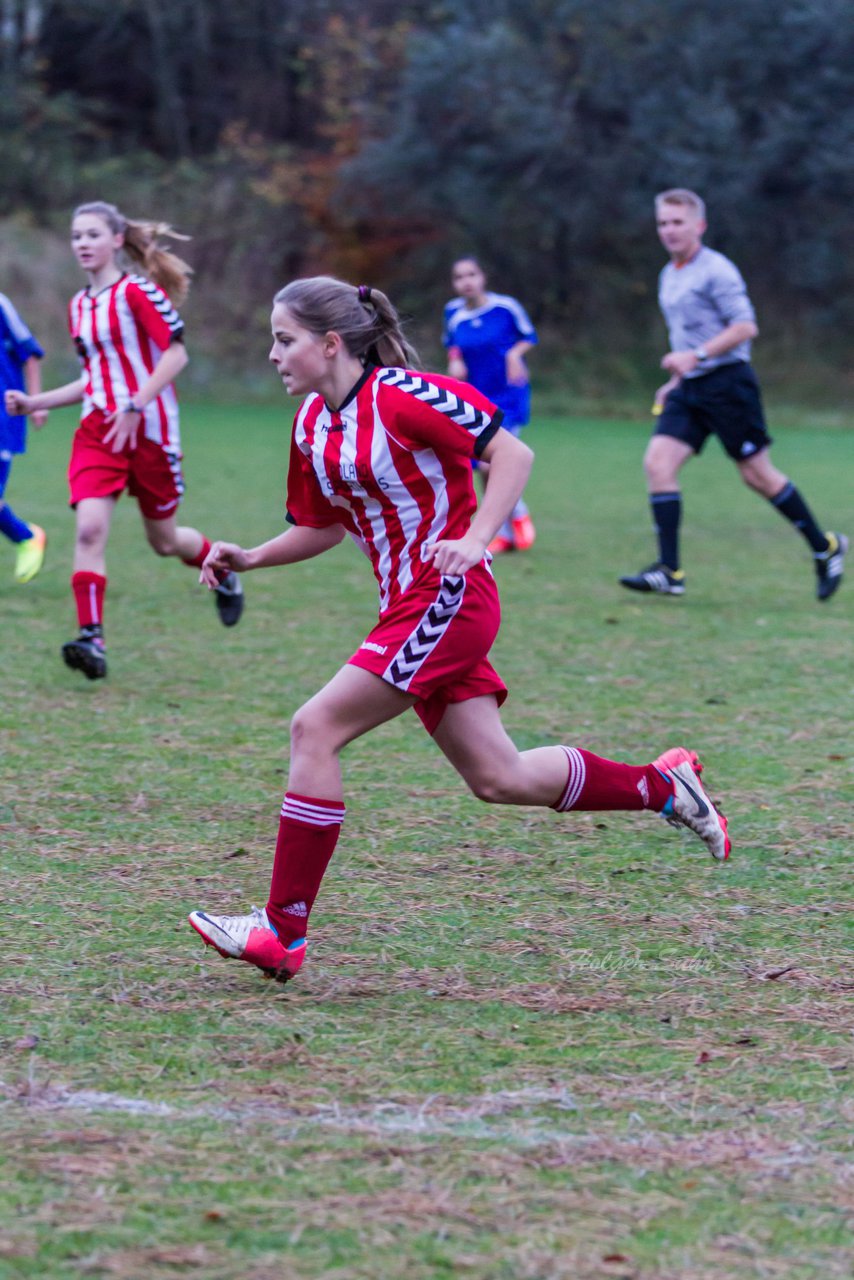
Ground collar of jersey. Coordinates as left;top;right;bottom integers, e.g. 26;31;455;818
455;293;498;321
85;272;127;299
324;363;376;413
672;246;705;271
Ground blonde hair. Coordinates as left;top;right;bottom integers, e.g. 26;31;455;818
273;276;420;369
655;188;707;220
73;201;193;305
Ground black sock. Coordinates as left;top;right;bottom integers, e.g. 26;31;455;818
769;483;829;554
650;492;681;571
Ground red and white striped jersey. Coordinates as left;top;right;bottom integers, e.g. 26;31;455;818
68;274;184;447
287;366;502;612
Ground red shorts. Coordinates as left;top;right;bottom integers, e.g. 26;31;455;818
349;562;507;735
68;409;185;520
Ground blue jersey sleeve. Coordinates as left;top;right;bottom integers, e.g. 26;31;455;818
442;300;464;348
0;293;44;366
502;295;538;346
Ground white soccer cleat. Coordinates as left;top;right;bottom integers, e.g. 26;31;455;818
188;905;307;981
654;747;731;861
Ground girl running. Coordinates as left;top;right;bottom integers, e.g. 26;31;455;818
189;277;730;984
4;200;243;680
444;257;538;554
0;292;48;583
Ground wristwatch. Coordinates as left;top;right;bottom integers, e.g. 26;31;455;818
694;347;709;364
125;400;142;413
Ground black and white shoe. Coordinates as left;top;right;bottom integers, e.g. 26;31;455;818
815;532;847;602
214;570;244;627
619;562;685;595
62;628;107;680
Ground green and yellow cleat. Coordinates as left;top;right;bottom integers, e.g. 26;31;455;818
14;524;47;584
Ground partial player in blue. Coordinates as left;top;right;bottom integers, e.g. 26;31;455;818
443;257;538;554
0;293;48;582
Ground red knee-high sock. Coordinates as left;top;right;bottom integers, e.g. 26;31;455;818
182;536;228;583
551;747;673;812
71;571;107;630
181;536;211;569
266;793;346;945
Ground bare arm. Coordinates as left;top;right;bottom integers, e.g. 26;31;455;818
505;340;534;386
5;376;85;415
446;344;467;381
425;429;534;576
103;341;190;453
131;340;189;408
662;320;758;378
22;355;48;428
200;523;346;588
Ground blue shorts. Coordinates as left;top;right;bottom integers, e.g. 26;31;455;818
656;362;773;461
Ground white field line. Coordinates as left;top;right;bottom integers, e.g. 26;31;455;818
4;1081;581;1145
0;1080;837;1173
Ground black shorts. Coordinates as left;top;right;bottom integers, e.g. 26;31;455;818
655;362;773;461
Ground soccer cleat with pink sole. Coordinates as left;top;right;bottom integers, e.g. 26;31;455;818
653;746;731;861
188;905;307;982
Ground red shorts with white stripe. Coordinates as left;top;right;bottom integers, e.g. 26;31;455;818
348;561;507;735
68;409;185;520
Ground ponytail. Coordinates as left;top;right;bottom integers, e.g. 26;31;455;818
274;276;420;369
73;201;193;305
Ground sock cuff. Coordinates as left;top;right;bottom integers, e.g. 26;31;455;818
551;746;587;812
71;570;107;588
182;536;212;569
650;491;681;503
281;793;346;826
770;481;795;507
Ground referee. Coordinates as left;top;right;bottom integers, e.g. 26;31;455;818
620;188;846;601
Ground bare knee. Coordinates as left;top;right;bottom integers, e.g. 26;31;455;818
643;444;682;491
739;465;764;494
76;518;108;553
737;455;786;498
464;768;515;805
290;702;341;763
145;526;178;556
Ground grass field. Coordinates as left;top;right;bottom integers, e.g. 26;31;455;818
1;401;852;1280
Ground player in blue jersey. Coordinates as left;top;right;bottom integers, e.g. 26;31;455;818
620;189;846;601
0;293;48;583
444;257;538;553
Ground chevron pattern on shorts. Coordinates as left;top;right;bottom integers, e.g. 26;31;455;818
384;576;466;689
378;368;492;433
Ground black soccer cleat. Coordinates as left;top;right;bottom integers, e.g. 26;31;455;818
214;570;245;627
62;629;107;680
619;562;685;595
815;532;847;601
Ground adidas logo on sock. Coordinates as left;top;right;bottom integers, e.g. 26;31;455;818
283;901;308;917
637;777;650;806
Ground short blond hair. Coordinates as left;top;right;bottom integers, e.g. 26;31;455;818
655;188;706;220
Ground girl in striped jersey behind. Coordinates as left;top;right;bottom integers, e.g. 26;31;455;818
4;201;243;680
189;276;731;984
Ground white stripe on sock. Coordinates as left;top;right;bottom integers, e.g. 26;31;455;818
554;746;586;812
280;796;346;826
